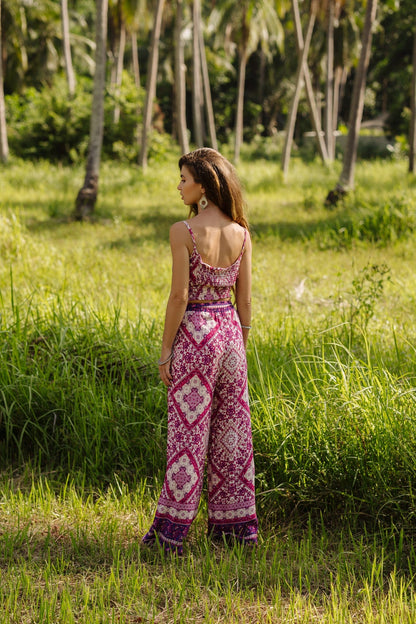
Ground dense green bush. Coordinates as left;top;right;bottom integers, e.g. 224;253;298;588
315;195;416;249
6;74;144;163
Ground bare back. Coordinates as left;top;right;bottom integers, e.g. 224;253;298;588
184;212;246;268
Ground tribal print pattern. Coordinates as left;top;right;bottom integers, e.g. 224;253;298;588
186;224;247;302
142;223;258;554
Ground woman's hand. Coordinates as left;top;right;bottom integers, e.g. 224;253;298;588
158;349;173;387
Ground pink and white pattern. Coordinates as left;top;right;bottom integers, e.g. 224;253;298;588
142;222;258;554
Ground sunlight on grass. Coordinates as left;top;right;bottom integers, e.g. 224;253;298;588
1;156;416;621
1;474;416;623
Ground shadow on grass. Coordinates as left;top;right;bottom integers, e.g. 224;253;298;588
10;194;396;250
95;209;348;249
2;512;415;596
250;211;346;242
0;516;256;573
17;200;183;245
103;210;181;249
0;520;142;571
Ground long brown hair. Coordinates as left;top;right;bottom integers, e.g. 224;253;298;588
178;148;249;229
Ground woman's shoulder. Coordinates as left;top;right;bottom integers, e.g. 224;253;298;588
226;221;250;244
230;221;249;235
169;220;194;252
170;220;190;235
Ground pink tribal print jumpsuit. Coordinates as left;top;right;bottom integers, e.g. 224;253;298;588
142;221;258;553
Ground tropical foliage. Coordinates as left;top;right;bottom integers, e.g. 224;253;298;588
0;0;414;165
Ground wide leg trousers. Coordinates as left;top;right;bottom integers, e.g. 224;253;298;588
142;302;258;554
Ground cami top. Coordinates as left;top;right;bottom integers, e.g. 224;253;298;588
183;220;247;302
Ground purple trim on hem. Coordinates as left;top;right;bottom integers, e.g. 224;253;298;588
142;516;259;554
208;520;258;545
142;516;190;556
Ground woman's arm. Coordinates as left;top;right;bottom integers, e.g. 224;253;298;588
158;222;190;387
235;230;252;349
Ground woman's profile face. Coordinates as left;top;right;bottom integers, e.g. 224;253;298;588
177;165;204;206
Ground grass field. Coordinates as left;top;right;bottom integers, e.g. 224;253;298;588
1;153;416;621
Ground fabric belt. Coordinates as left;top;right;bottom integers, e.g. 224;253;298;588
186;301;233;311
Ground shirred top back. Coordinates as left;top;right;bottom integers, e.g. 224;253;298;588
183;221;246;302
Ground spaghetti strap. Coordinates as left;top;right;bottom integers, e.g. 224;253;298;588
183;220;197;247
239;229;247;258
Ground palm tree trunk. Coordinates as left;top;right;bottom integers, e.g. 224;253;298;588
174;0;189;154
304;72;328;163
131;32;140;89
234;48;248;164
60;0;76;97
0;0;8;163
257;49;266;125
18;5;29;75
282;0;328;177
74;0;108;220
113;20;126;124
199;23;217;150
325;0;335;160
138;0;165;170
281;9;316;177
409;25;416;174
294;0;328;162
332;65;343;154
192;0;204;147
336;0;378;192
0;0;8;164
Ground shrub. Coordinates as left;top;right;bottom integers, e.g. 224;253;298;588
316;195;416;249
6;74;144;163
6;77;91;162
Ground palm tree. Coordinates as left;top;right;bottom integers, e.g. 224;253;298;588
199;22;218;150
410;23;416;174
2;0;64;90
233;11;248;163
192;0;204;147
61;0;76;97
330;1;362;158
74;0;109;220
326;0;379;205
324;0;335;160
190;0;217;149
325;0;354;160
0;0;9;163
138;0;165;170
109;0;127;123
124;0;149;90
232;0;262;162
108;0;148;124
282;0;329;177
174;0;189;154
209;0;285;163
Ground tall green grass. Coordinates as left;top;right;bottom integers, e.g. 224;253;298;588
251;328;416;524
2;156;416;621
0;293;166;483
0;156;416;526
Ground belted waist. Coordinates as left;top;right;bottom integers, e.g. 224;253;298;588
186;300;233;311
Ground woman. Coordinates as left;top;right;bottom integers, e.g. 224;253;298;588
142;148;258;554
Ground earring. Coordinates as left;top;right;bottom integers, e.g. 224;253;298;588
199;194;208;210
